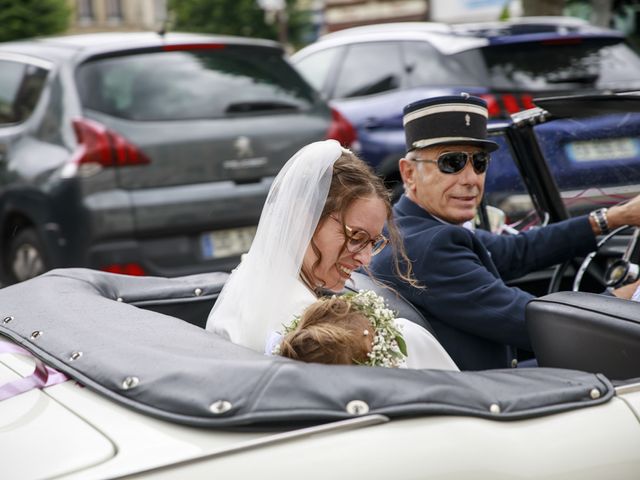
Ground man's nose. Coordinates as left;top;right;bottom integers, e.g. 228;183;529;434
459;159;481;183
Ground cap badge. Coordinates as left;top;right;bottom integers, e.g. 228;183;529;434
465;114;471;127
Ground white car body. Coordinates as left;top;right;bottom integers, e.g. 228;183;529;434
2;268;640;479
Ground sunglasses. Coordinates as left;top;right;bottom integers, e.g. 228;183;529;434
329;215;389;256
412;151;490;175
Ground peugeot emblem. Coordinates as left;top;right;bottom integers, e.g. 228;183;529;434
234;136;253;158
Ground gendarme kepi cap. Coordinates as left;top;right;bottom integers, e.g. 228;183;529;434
403;94;499;152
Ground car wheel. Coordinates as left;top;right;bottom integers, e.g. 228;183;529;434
6;228;48;284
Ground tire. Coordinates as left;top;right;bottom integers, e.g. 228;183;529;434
6;228;48;284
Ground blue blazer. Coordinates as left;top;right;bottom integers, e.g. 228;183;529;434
371;195;597;370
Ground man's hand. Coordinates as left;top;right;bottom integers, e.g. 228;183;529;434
612;278;640;300
608;194;640;230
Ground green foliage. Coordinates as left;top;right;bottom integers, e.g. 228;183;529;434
168;0;311;47
499;0;511;20
0;0;70;42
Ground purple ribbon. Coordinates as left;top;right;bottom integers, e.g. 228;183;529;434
0;342;68;401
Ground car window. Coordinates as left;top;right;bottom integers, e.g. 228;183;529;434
402;41;482;87
0;60;48;125
332;42;404;99
480;38;640;90
293;46;342;95
77;46;318;121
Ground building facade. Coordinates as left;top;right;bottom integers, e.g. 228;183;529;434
322;0;427;32
67;0;167;33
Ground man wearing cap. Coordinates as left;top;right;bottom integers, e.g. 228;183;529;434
370;94;640;370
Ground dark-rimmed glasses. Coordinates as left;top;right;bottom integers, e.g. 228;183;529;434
329;215;388;256
412;151;490;175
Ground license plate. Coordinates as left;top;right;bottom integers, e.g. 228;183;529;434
566;138;640;162
201;226;257;259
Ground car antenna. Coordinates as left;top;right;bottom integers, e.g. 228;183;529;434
157;11;174;38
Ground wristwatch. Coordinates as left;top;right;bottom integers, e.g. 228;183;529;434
590;208;610;235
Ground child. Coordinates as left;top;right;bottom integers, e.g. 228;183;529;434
277;290;408;367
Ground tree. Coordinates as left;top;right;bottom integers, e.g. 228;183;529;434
522;0;615;24
167;0;311;48
0;0;70;42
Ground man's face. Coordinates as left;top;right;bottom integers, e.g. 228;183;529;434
399;144;487;224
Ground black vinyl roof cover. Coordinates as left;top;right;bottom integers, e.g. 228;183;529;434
0;269;613;428
533;93;640;118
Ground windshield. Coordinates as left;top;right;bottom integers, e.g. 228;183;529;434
534;111;640;218
477;38;640;91
486;106;640;226
77;46;317;121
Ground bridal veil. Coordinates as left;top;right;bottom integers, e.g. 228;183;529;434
206;140;343;351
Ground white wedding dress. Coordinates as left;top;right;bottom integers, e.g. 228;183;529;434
206;140;458;371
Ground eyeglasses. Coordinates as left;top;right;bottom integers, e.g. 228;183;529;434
329;215;389;256
412;151;490;175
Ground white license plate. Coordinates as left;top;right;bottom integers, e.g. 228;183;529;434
201;226;257;259
566;138;640;162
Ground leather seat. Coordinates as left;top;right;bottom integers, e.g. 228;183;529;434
526;291;640;380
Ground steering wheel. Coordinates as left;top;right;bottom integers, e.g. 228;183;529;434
548;225;640;293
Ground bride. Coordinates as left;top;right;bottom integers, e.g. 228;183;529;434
206;140;458;370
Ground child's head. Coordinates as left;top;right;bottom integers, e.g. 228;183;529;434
279;296;374;365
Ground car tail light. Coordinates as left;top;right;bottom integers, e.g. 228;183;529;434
326;107;357;148
501;94;520;115
162;43;225;51
479;94;538;119
71;118;151;169
480;94;501;118
520;94;536;110
101;263;146;276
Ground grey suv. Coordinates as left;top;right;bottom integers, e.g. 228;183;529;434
0;32;355;283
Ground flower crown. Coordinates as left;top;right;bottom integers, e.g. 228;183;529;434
278;289;408;368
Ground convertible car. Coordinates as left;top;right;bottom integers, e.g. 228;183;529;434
1;95;640;479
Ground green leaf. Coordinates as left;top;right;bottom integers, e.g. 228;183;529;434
0;0;70;42
395;334;408;357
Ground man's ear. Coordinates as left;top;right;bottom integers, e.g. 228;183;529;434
399;157;416;192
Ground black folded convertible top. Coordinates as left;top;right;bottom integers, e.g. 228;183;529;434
0;269;613;428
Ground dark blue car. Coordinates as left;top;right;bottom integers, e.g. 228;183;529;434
291;18;640;220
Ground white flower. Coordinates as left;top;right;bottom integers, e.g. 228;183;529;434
278;289;408;368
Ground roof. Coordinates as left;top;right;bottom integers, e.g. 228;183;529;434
293;17;624;59
0;268;614;429
0;31;282;64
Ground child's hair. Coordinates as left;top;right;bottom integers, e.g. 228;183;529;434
279;296;374;365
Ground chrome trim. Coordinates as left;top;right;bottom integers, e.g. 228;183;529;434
112;414;389;478
615;382;640;395
510;107;549;127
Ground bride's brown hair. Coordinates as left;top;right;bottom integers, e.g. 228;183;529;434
304;149;417;289
279;296;373;365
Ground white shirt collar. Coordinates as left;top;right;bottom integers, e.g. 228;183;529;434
430;212;475;232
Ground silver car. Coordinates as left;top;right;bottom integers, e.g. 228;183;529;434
0;32;355;283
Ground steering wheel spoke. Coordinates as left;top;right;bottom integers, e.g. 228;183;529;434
549;225;640;293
